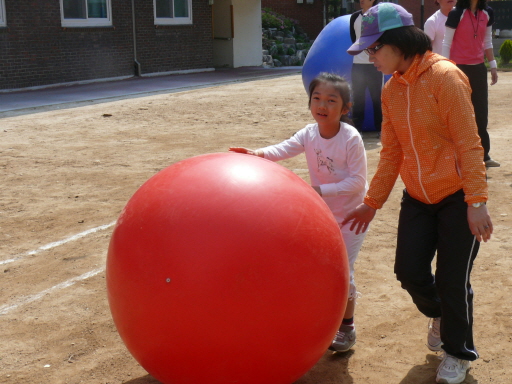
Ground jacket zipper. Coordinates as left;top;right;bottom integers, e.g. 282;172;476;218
404;79;432;204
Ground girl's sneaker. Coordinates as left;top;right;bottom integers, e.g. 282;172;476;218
328;324;356;352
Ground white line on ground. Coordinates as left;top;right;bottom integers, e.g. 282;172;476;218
0;267;105;315
0;221;116;266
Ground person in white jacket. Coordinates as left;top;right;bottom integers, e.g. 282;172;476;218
230;72;368;354
424;0;456;54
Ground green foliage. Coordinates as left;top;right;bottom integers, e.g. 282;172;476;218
499;40;512;65
295;35;307;43
262;8;298;32
261;8;309;67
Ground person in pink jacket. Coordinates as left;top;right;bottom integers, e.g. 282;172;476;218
345;3;493;384
442;0;499;168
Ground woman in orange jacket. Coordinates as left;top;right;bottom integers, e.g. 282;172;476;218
344;3;493;384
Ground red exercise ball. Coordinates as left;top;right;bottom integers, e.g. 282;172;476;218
106;152;349;384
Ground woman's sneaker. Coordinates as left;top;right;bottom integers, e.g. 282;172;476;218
328;324;356;352
427;317;443;352
436;353;471;383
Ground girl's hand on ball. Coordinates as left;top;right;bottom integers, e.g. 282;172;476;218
229;147;264;157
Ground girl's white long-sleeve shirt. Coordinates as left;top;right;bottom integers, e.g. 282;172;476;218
260;122;368;223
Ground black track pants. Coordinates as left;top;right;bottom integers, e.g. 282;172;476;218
394;189;480;361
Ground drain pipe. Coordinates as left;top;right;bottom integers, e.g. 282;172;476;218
131;0;142;76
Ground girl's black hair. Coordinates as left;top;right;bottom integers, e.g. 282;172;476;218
378;26;433;60
308;73;353;124
456;0;487;10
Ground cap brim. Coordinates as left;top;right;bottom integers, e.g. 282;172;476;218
347;32;384;55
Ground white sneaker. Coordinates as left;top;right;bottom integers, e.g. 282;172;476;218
428;317;443;352
328;324;356;352
436;353;471;383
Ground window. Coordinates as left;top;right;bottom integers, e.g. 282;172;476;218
154;0;192;25
60;0;112;27
0;0;6;27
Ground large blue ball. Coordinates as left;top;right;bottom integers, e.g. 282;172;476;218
302;15;388;132
302;15;354;91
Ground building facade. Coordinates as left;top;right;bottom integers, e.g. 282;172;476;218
0;0;263;91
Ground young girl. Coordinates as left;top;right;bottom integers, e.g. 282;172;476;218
229;73;368;353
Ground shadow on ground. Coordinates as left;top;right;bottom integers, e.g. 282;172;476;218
121;350;355;384
124;375;160;384
295;350;354;384
398;353;477;384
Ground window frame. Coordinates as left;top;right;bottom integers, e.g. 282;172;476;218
60;0;113;28
0;0;6;27
154;0;193;26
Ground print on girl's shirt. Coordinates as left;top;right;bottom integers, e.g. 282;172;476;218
315;149;335;174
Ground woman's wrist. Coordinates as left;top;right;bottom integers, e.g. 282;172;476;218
489;59;497;69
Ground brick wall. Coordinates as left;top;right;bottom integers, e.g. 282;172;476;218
0;0;134;90
398;0;438;28
261;0;325;39
489;1;512;31
0;1;214;91
134;0;213;75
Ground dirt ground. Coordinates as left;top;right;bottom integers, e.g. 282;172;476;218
1;71;511;384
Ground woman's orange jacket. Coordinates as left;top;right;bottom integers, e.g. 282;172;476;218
364;52;488;209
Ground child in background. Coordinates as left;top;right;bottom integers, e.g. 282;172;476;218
229;72;368;353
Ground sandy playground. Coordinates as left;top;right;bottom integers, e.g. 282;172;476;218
0;71;511;384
